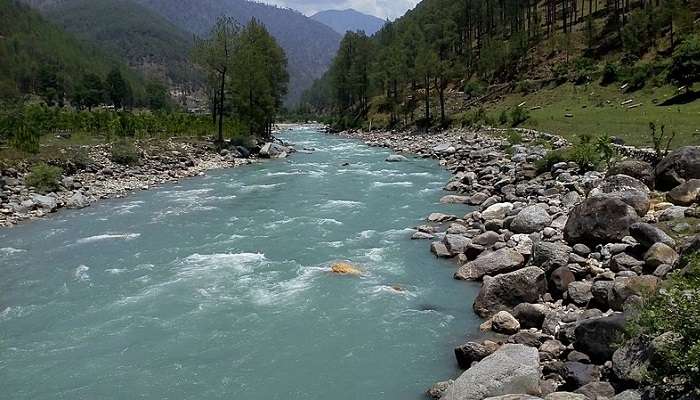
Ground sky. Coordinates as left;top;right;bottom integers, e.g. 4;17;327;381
260;0;420;20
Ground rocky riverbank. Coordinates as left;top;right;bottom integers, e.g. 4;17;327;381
0;137;296;228
335;127;700;400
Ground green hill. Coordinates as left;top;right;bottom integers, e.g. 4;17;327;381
41;0;198;87
0;0;144;103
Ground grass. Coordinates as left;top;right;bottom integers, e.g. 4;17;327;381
482;83;700;148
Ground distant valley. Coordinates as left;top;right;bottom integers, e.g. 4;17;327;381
311;8;385;35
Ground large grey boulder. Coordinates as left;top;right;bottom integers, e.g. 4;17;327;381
629;222;675;248
259;142;288;159
474;267;548;318
486;396;543;400
612;337;650;385
31;194;58;212
564;196;640;246
668;179;700;206
608;160;655;188
532;242;571;272
455;248;525;280
65;192;90;209
573;313;627;363
444;234;471;255
482;202;514;220
454;341;494;369
442;344;541;400
655;146;700;190
511;205;553;234
590;174;651;216
385;154;408;162
544;393;586;400
644;243;679;268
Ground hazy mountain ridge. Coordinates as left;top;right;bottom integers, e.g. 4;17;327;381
132;0;342;104
311;8;386;36
37;0;198;87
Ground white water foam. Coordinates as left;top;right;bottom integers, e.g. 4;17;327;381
74;265;90;281
76;233;141;244
0;247;27;255
371;181;414;188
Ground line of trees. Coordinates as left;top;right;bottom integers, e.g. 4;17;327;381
301;0;696;129
193;17;289;145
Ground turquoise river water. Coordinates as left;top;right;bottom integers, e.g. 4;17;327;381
0;127;481;400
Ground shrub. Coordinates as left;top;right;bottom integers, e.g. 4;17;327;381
515;80;535;94
628;66;650;91
498;109;509;125
668;34;700;87
535;148;568;174
601;63;619;85
110;140;140;165
506;129;523;145
25;163;62;193
573;57;595;85
464;81;486;98
648;122;675;162
627;252;700;398
510;106;530;127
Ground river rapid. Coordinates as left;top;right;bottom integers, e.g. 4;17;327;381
0;127;481;399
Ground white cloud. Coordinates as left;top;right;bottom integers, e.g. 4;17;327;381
261;0;419;20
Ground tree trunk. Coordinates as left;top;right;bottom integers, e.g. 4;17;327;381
217;69;226;146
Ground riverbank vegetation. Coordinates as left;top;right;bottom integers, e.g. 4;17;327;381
299;0;700;147
1;0;289;165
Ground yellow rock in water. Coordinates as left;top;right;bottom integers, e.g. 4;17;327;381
330;262;362;275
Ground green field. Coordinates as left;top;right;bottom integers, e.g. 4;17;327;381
483;83;700;148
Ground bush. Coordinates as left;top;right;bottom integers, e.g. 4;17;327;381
601;63;619;85
506;129;523;145
110;140;140;165
535;148;569;174
510;106;530;127
668;34;700;87
25;163;62;193
573;57;595;85
627;252;700;398
535;134;608;173
498;109;509;125
460;107;493;127
464;81;486;98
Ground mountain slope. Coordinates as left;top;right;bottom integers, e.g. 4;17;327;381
0;0;141;101
21;0;197;87
311;9;385;36
132;0;342;104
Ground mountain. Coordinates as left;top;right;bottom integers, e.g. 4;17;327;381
132;0;342;104
310;9;386;36
17;0;197;87
42;0;197;87
0;0;142;101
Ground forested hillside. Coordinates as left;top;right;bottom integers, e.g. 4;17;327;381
0;0;146;105
302;0;700;145
132;0;342;103
311;9;386;35
38;0;198;87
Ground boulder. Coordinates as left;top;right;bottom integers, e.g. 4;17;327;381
454;341;493;369
474;267;548;318
567;281;593;306
544;393;586;400
65;192;90;209
655;146;700;190
31;194;58;212
563;361;600;390
614;390;642;400
431;242;452;258
473;231;501;247
629;222;675;248
385;154;408;162
644;243;679;268
442;344;541;400
612;337;650;385
455;248;525;280
440;195;469;204
573;382;615;399
608;160;655;188
550;266;575;296
444;234;471;255
564;196;640;246
427;381;452;399
590;174;651;216
486;396;544;400
657;205;687;221
491;311;521;334
511;205;553;234
259;142;288;159
532;242;572;272
513;303;548;329
428;213;456;222
482;202;514;220
433;143;456;154
573;313;627;363
668;179;700;206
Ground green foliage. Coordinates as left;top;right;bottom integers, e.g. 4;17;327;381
506;130;523;145
627;252;700;398
509;106;530;127
595;133;618;169
669;34;700;87
110;140;140;165
601;63;619;85
648;122;676;161
535;133;616;173
498;109;508;125
0;0;147;105
106;68;132;109
535;148;569;174
460;107;493;127
25;162;62;193
0;103;44;154
464;81;486;98
573;57;595;85
622;10;652;57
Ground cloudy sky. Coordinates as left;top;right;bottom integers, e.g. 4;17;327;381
261;0;420;20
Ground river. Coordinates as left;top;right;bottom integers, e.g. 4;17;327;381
0;127;481;399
